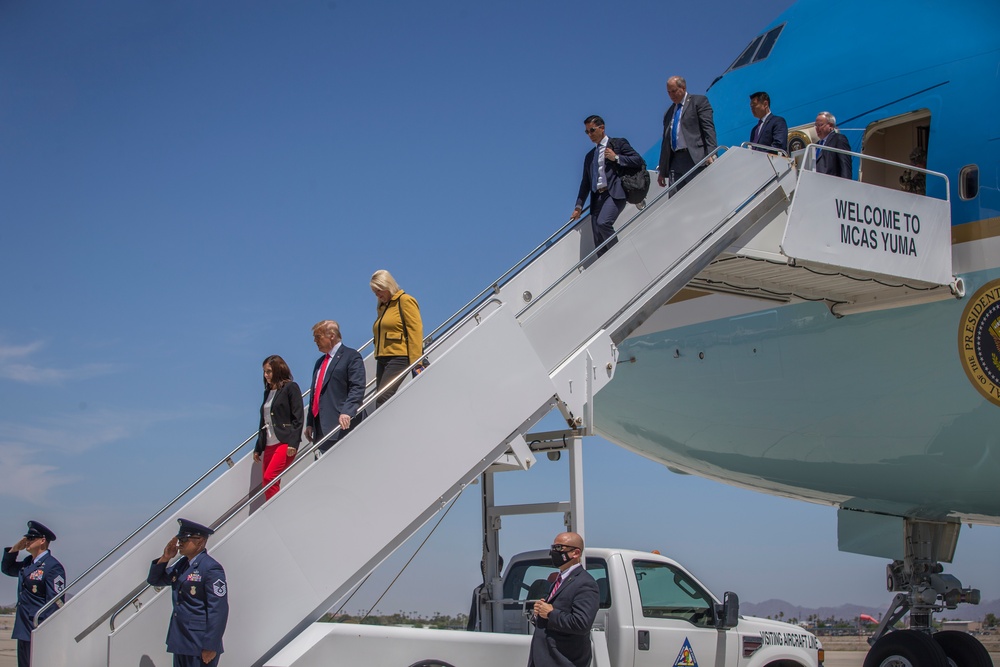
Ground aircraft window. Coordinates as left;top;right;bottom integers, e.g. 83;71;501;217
960;165;979;200
753;25;784;62
730;35;763;70
727;24;784;72
502;558;611;609
632;559;714;626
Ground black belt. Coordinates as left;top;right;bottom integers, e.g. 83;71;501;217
594;187;608;194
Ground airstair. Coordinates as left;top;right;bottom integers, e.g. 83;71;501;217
29;145;954;667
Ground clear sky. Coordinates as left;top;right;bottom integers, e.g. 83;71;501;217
1;0;997;623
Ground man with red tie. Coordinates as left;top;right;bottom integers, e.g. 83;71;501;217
528;532;599;667
304;320;366;454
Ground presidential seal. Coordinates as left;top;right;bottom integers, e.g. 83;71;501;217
958;278;1000;407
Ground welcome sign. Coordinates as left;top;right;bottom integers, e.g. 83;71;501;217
782;170;952;286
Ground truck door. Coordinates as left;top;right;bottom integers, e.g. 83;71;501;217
628;558;725;667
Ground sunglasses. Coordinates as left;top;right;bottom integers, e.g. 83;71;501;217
550;544;578;552
585;127;603;135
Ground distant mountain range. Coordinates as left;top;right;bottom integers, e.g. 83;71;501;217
742;599;1000;623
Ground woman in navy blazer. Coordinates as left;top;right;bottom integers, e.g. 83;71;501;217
254;355;303;500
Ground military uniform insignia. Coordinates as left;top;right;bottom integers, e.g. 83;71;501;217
31;585;37;594
54;575;65;594
212;579;227;597
186;573;202;582
190;586;197;596
28;569;44;580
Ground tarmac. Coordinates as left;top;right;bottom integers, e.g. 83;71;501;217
0;633;996;666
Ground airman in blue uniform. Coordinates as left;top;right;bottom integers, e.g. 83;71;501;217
1;520;66;667
147;518;229;667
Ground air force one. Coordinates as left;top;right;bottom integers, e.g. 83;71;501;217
28;2;1000;666
594;0;1000;664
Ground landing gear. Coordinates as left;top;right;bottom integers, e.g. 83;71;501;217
933;631;993;667
863;630;947;667
861;519;991;667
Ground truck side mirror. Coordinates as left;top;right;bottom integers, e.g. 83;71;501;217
716;591;739;629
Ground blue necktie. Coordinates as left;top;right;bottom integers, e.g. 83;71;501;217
671;104;683;150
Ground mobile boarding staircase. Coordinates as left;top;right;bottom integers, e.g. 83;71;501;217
30;144;957;667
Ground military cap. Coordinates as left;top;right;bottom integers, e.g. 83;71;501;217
176;518;215;539
24;520;57;542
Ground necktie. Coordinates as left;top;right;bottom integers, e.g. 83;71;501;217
591;146;600;189
548;575;562;601
312;355;331;418
753;120;763;143
671;104;683;150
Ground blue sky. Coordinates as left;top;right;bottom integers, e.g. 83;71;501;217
1;0;997;621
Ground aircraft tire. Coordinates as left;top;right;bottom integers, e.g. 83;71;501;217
933;630;993;667
863;629;949;667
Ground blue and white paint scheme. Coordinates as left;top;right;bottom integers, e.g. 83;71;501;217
599;0;1000;529
594;1;1000;659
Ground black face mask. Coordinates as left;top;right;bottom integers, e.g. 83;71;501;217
549;548;571;568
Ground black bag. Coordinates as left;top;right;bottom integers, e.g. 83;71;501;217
620;166;650;204
611;138;650;204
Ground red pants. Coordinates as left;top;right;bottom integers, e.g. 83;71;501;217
262;443;295;500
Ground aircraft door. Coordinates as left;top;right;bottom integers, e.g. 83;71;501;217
860;109;932;194
628;559;725;667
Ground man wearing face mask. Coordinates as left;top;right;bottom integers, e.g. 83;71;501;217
528;532;599;667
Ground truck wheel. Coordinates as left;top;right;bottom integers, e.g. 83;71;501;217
933;631;992;667
863;630;948;667
407;661;456;667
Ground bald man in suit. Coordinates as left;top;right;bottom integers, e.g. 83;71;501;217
657;75;717;193
528;532;599;667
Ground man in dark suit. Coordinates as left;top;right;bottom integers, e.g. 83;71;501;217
528;532;599;667
814;111;852;178
657;76;717;193
570;115;644;257
305;320;366;454
2;521;65;667
749;91;788;153
147;519;228;667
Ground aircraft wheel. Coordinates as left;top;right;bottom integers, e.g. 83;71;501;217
863;630;949;667
933;631;993;667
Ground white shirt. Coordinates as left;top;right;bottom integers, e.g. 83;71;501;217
595;136;608;190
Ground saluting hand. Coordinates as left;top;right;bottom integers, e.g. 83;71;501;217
9;537;28;553
159;538;178;563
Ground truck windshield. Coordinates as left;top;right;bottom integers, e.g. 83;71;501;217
502;558;611;609
632;560;714;627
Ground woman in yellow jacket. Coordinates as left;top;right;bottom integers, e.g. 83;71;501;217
371;269;423;409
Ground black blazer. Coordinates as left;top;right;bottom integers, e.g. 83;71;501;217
816;131;853;179
256;381;304;453
575;137;644;209
750;113;788;152
529;566;600;667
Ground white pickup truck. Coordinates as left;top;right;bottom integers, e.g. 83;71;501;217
266;547;822;667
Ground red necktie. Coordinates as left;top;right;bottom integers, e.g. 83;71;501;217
548;576;562;601
312;355;330;418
